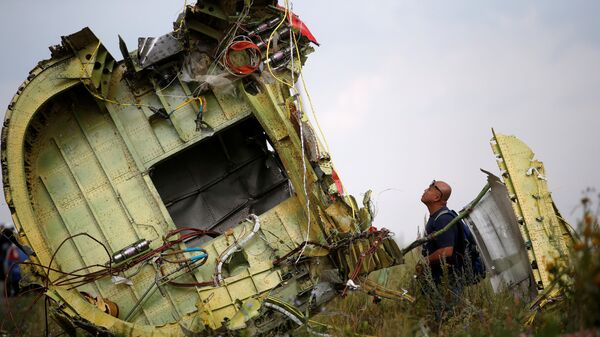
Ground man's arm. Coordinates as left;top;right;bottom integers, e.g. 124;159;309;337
415;246;454;275
425;246;454;266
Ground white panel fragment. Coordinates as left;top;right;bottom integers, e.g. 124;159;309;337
464;171;537;297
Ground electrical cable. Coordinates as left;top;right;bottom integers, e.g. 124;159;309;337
224;40;261;75
44;296;49;337
206;0;254;81
275;0;314;265
290;31;353;208
272;241;330;266
173;0;188;34
341;229;390;297
290;32;331;155
288;1;295;84
294;96;312;263
2;263;22;335
76;42;188;114
40;228;219;290
45;233;113;288
275;3;313;265
265;2;292;87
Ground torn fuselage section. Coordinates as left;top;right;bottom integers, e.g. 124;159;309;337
461;131;575;304
1;1;404;336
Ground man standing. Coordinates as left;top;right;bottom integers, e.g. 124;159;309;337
417;180;464;284
416;180;465;308
0;224;13;281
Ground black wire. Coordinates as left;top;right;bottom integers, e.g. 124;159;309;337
45;296;49;337
38;233;114;290
1;229;219;334
2;263;22;335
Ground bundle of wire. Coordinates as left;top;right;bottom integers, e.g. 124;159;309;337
18;228;220;291
222;38;261;75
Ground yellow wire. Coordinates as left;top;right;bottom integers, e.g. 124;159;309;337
76;41;203;113
172;96;199;112
291;32;352;201
174;0;188;33
72;16;203;119
78;42;101;79
89;43;101;67
290;32;331;154
87;91;137;107
265;0;293;87
85;76;202;112
78;42;142;108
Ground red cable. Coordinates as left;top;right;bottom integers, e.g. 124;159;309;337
341;229;390;297
225;40;261;75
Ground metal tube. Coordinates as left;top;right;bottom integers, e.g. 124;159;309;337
112;239;150;265
215;214;260;284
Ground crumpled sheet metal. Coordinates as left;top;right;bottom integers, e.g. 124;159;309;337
138;33;184;68
1;2;403;336
464;171;537;297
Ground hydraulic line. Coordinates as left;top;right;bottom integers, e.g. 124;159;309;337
215;214;260;284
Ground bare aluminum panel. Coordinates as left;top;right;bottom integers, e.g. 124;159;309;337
464;171;537;298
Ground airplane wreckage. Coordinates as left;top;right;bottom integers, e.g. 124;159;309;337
1;1;575;336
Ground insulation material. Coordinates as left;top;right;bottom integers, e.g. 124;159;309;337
150;117;291;233
181;51;236;93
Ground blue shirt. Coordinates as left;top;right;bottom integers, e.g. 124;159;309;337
422;207;461;282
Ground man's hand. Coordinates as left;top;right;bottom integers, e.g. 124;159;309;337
426;246;454;266
415;261;425;276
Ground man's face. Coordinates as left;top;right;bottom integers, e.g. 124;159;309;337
421;181;443;204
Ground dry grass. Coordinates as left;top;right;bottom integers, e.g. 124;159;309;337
0;287;62;336
298;250;530;337
295;200;600;337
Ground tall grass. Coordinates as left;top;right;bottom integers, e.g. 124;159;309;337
301;250;530;337
300;197;600;337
